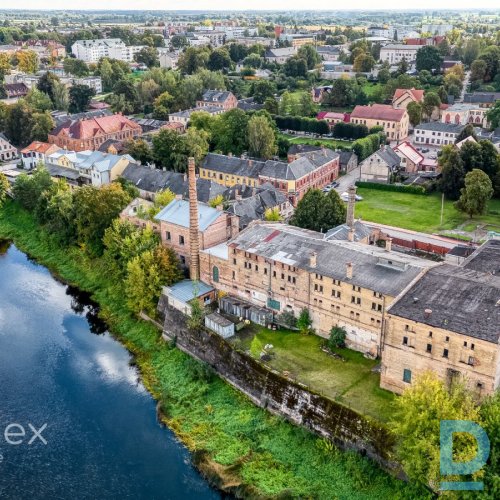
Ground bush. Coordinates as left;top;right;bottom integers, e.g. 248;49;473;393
332;122;368;140
352;133;382;161
355;181;427;195
277;310;297;329
327;326;347;350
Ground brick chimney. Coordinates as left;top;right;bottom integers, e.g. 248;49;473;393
188;157;200;281
346;262;353;280
348;228;355;242
346;185;356;229
386;237;392;252
310;252;317;268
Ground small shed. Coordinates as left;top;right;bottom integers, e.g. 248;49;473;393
219;296;273;326
162;280;215;315
205;312;235;339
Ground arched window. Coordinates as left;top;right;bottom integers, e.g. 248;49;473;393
445;113;451;123
212;266;219;283
454;114;460;125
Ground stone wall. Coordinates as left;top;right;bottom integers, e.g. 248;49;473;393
158;301;397;470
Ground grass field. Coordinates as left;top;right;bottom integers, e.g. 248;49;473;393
279;132;353;149
354;188;500;234
237;327;394;421
361;82;383;100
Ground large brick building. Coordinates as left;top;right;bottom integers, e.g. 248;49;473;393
381;239;500;397
200;149;340;206
48;114;142;152
350;104;409;142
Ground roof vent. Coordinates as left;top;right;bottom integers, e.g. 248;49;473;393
413;297;419;303
424;308;432;318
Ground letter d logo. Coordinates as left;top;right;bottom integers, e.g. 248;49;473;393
440;420;490;491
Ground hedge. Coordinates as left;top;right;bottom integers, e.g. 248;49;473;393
355;181;427;195
274;115;330;135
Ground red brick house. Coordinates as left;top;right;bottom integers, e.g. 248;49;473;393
48;114;142;152
196;90;238;111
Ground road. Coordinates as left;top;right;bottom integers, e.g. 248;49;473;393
457;70;471;103
335;165;361;194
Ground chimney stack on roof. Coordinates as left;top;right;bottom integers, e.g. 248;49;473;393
386;237;392;252
348;228;355;242
346;262;353;280
424;308;432;319
188;157;200;281
310;252;317;268
346;185;356;230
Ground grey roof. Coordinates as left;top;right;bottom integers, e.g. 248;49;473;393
265;47;296;58
206;312;233;327
166;280;214;303
154;198;223;232
339;151;357;166
229;223;434;296
414;122;465;134
463;92;500;105
462;239;500;274
324;221;372;242
50;109;112;127
388;262;500;343
237;97;264;112
46;163;82;181
363;146;400;169
200;90;233;103
288;144;322;156
202;153;266;179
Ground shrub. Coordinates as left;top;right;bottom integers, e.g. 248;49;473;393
327;326;347;350
355;181;426;195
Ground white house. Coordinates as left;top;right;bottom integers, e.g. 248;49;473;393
0;134;18;163
380;44;421;64
71;39;144;63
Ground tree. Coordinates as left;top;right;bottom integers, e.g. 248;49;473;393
5;101;35;146
455;169;493;218
251;80;276;104
264;207;282;221
134;46;159;68
0;52;11;80
52;81;69;111
478;46;500;82
391;371;481;491
0;172;9;207
152;90;174;120
247;115;277;159
283;56;308;78
421;92;441;120
187;286;206;332
290;189;347;233
68;84;95;113
213;108;249;156
207;48;231;71
41;185;77;246
406;101;422;127
37;71;60;102
470;59;487;83
455;123;477;144
297;44;321;69
31;112;55;142
439;146;465;200
416;46;443;72
327;77;361;108
327;326;346;350
13;166;53;211
170;35;188;49
377;68;390;84
98;58;115;91
25;88;53;112
242;53;262;69
463;39;480;66
73;183;131;256
177;46;210;74
353;53;375;72
296;308;313;334
112;79;138;111
124;139;153;164
16;49;39;73
486;100;500;130
63;57;89;77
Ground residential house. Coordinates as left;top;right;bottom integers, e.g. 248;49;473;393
20;141;61;169
380;44;421;64
316;111;347;127
4;83;29;99
413;122;464;146
442;103;488;128
168;106;224;126
350;104;409;142
196;90;238;111
360;146;401;183
155;198;239;268
316;45;341;62
279;34;315;48
381;239;500;397
463;92;500;108
338;151;358;174
71;39;144;63
48;114;142;152
0;134;18;162
264;47;297;64
392;88;425;110
287;144;322;162
392;141;424;173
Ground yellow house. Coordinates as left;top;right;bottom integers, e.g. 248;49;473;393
200;153;263;188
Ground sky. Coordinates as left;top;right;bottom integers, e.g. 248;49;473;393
5;1;500;11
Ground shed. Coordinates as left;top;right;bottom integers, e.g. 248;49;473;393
162;280;215;315
205;312;235;339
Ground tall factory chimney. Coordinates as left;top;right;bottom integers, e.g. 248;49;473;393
188;157;200;281
346;185;356;230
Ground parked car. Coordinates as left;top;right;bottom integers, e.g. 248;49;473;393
340;192;363;201
331;181;340;188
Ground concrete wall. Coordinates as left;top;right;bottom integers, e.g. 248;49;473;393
158;301;397;469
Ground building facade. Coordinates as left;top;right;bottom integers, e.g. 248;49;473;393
71;39;144;63
350;104;409;142
413;122;464;146
380;44;421;64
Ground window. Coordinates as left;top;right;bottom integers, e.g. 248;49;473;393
403;336;408;346
426;344;432;353
212;266;219;283
468;356;475;366
232;258;236;265
445;336;449;342
443;349;449;358
264;268;268;275
179;235;185;245
471;344;475;350
464;341;467;347
429;331;433;338
165;231;171;241
403;369;412;383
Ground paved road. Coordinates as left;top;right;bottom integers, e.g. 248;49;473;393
457;70;471;103
335;165;361;194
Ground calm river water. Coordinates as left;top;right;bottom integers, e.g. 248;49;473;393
0;242;220;500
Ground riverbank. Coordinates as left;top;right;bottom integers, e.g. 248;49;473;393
0;201;427;499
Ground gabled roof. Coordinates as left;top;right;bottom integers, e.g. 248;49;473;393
200;90;234;103
324;221;372;242
4;82;29;97
393;141;424;165
21;141;60;154
363;146;400;169
392;88;424;103
154;199;223;232
351;104;406;122
415;122;464;133
202;153;266;179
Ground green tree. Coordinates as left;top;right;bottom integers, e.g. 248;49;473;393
455;169;493;218
16;49;39;73
416;46;443;72
470;59;487;83
124;139;153;164
63;57;89;77
68;84;95;113
264;207;282;221
327;326;346;350
152;90;174;120
251;79;276;104
187;286;206;332
155;188;175;208
37;71;60;102
170;35;188;49
242;53;262;69
391;371;481;491
213;108;249;156
463;39;480;66
41;185;77;246
13;166;53;211
25;87;53;112
377;68;390;84
406;101;422;127
112;79;138;111
290;189;347;233
353;53;375;72
455;123;477;144
478;46;500;82
247;114;277;159
486;100;500;130
439;146;465;200
0;171;9;206
52;81;69;111
31;112;55;142
73;183;131;256
296;308;313;335
134;46;159;68
297;44;321;69
177;46;210;74
207;48;232;71
98;58;115;91
421;92;441;120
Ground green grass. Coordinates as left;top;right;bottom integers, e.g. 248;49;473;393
0;201;427;499
361;82;383;100
279;132;353;149
238;328;394;421
354;188;500;234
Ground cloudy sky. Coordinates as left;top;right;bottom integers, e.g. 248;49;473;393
7;1;500;10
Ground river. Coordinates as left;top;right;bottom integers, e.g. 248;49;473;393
0;242;220;500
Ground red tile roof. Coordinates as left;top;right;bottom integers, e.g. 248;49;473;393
351;104;406;122
21;141;59;154
393;88;425;103
51;114;142;140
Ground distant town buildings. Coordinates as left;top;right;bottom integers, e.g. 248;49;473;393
351;104;409;142
71;39;144;63
380;44;421;64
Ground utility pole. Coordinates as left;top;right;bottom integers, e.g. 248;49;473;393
440;192;444;226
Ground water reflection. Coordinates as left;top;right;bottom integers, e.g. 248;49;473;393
65;284;108;335
0;238;11;255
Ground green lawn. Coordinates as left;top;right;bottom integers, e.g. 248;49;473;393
354;188;500;234
361;82;383;100
279;132;353;149
237;327;394;422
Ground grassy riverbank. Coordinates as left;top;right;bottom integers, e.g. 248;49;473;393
0;201;428;499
